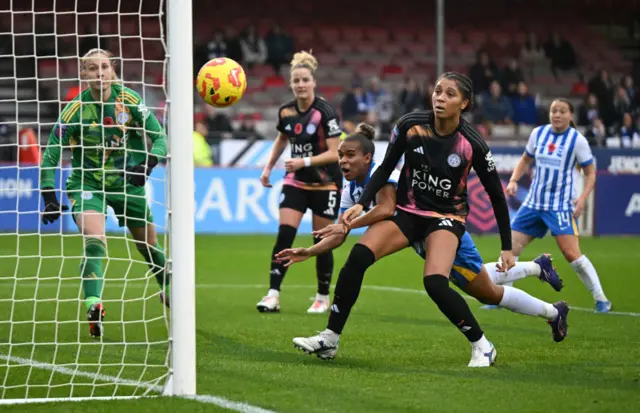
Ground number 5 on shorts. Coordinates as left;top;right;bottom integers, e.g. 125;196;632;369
328;191;336;208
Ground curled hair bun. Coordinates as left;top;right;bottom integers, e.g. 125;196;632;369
290;50;318;72
355;123;375;140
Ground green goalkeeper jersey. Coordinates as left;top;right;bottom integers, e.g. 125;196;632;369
40;83;167;191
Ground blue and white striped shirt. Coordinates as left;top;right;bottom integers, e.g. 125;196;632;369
339;161;400;214
522;124;594;212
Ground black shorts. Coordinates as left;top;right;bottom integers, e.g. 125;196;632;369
386;208;466;246
279;185;340;220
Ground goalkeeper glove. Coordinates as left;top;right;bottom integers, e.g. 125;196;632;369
41;190;68;224
126;156;158;187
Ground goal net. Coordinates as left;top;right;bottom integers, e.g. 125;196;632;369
0;0;195;403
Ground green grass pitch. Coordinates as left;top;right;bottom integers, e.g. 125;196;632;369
0;233;639;412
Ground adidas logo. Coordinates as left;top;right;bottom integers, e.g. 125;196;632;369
331;304;340;313
413;146;424;154
438;219;453;227
270;269;281;276
285;124;292;131
323;207;334;216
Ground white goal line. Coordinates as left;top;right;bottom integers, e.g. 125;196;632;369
0;353;277;413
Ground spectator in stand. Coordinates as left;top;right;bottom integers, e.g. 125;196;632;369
193;118;213;167
510;82;537;126
619;112;640;148
421;79;435;111
502;59;525;98
239;25;267;69
543;32;578;78
578;94;600;126
521;32;545;59
341;80;374;133
367;77;393;133
0;120;16;163
204;105;233;164
205;31;228;59
469;51;501;95
238;114;266;140
223;28;243;64
265;24;294;75
621;75;636;105
613;86;632;128
571;73;589;96
480;80;514;125
588;70;616;129
195;31;229;76
398;77;424;114
520;32;545;79
585;117;606;147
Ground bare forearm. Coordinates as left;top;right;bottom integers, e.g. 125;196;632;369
579;170;596;201
349;205;393;229
266;136;288;169
509;156;532;183
309;150;338;166
306;234;346;256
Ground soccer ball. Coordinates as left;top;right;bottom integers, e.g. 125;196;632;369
196;57;247;108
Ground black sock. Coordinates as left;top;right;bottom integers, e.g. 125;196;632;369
269;225;298;291
327;244;376;334
423;274;484;342
314;237;333;295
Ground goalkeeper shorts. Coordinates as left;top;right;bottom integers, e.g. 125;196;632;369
67;185;153;228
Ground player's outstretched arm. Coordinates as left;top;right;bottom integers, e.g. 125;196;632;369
468;129;514;270
349;183;396;230
261;132;288;187
275;234;346;267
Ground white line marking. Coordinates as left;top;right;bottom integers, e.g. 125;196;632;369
0;281;636;317
0;354;277;412
199;283;640;317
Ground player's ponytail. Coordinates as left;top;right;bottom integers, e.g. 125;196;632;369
81;48;119;80
345;123;376;156
290;50;318;77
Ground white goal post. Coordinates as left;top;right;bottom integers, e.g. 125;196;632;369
0;0;195;403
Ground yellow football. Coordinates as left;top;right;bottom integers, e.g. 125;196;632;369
196;57;247;108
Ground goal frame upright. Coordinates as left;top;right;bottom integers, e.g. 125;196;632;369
166;0;196;397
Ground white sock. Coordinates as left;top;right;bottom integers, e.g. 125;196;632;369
316;293;330;302
485;261;541;285
267;289;280;298
322;328;340;340
571;255;607;302
499;286;558;320
471;334;492;350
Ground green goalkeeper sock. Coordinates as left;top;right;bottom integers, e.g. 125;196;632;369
81;238;106;311
137;243;171;288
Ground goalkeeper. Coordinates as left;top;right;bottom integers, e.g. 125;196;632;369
40;48;170;338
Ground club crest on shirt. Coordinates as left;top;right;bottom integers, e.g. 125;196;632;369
447;153;461;167
306;124;317;135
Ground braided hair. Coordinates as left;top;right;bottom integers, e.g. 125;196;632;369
437;72;473;113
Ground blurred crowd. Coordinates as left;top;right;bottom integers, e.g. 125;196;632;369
199;27;640;161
